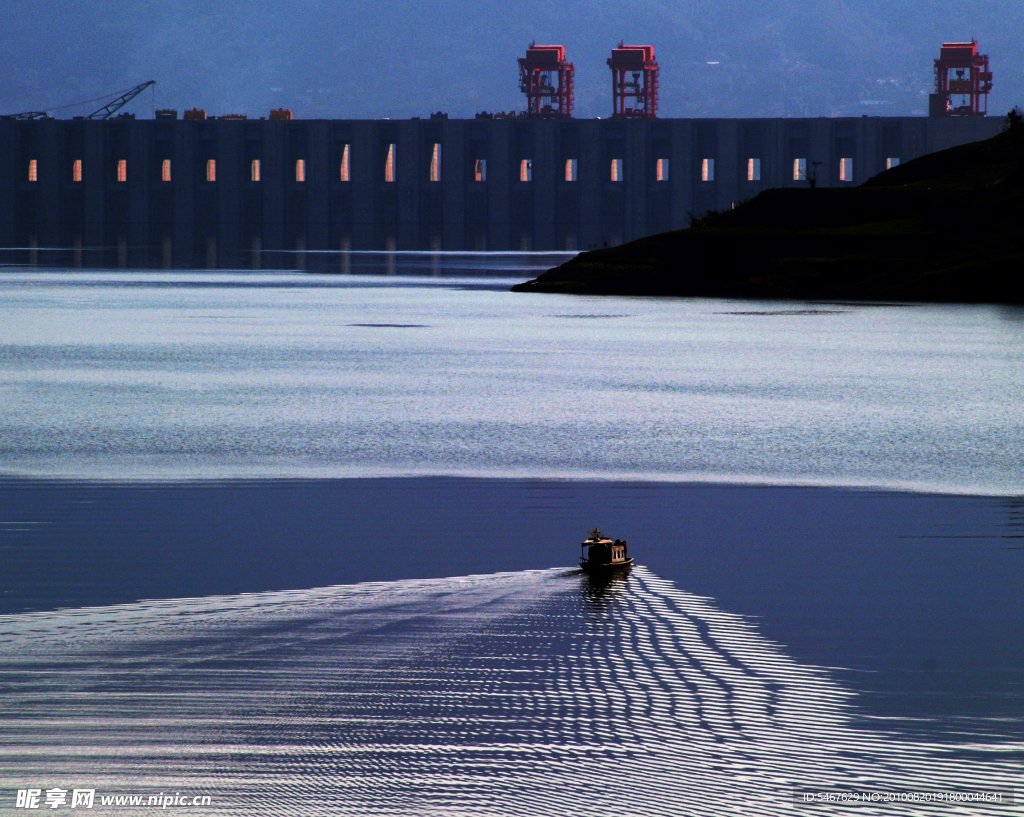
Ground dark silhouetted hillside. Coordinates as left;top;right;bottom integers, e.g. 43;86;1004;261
512;125;1024;304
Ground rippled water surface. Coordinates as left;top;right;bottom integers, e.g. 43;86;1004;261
0;263;1021;815
0;267;1022;493
1;568;1018;816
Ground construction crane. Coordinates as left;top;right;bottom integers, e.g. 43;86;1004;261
0;110;50;121
85;80;155;119
1;80;156;121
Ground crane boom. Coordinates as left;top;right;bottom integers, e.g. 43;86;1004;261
1;80;156;121
86;80;156;120
0;110;51;120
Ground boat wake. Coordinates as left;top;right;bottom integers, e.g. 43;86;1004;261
0;567;1015;815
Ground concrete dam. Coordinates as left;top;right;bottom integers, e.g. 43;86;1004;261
0;114;1005;268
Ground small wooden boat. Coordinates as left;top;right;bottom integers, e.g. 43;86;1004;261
579;527;634;571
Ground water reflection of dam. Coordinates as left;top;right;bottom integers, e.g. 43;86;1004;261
0;115;1003;267
0;567;1015;815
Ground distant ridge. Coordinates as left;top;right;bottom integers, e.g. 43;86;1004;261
513;122;1024;305
7;0;1023;120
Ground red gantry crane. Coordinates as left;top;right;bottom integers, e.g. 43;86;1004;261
929;41;992;117
608;43;659;119
519;44;575;119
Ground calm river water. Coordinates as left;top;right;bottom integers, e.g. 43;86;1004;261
0;257;1021;815
1;261;1022;492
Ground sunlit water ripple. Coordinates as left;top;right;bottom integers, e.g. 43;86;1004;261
1;269;1022;494
0;567;1016;815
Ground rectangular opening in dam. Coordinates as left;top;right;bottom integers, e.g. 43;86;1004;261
340;145;350;182
73;159;82;182
117;159;126;183
251;160;261;182
747;158;761;181
656;158;668;182
430;143;441;182
611;158;623;182
474;159;487;182
296;159;306;182
886;157;900;169
839;157;853;182
701;158;715;182
162;159;172;182
793;158;807;181
385;144;395;182
206;160;216;182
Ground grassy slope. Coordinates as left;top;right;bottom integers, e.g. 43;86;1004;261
512;128;1024;304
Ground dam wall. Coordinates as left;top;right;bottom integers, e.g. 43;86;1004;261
0;115;1004;267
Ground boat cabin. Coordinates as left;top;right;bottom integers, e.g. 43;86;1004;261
579;528;633;570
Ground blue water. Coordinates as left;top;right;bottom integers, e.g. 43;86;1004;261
2;567;1018;816
0;262;1021;815
1;267;1022;493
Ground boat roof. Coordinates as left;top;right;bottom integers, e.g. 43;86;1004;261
583;537;614;545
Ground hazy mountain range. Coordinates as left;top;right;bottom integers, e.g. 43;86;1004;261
4;0;1021;120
